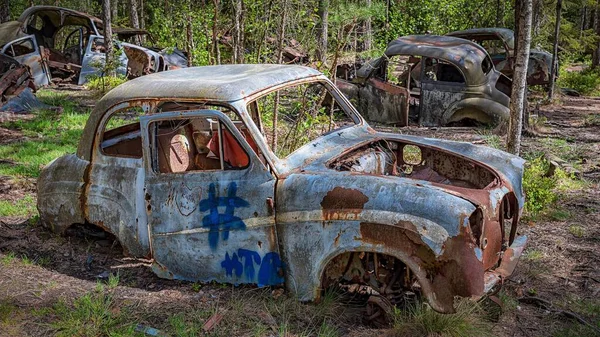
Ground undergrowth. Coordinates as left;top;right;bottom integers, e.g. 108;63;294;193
558;67;600;96
86;75;128;94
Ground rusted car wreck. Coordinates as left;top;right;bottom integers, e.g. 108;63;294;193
447;28;554;86
38;65;527;316
337;35;512;126
0;53;48;113
0;6;176;87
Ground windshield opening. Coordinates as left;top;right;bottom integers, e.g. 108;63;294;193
248;81;358;158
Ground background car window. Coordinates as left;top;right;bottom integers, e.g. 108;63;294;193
4;38;35;57
249;82;356;158
101;107;145;158
422;58;465;84
384;55;421;88
149;116;250;173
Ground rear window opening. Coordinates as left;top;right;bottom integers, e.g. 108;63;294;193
330;140;498;189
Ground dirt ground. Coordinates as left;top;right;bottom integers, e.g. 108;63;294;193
0;90;599;336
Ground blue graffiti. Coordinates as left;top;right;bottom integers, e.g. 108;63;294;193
221;249;284;286
199;182;249;250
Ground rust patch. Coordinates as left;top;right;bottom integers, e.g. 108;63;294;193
320;187;369;221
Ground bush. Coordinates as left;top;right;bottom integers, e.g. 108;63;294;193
558;67;600;96
86;75;127;94
522;157;558;217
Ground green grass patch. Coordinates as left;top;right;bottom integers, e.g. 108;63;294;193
0;195;36;217
549;208;571;221
584;113;600;126
568;224;585;238
0;90;89;179
390;299;493;337
44;290;139;337
86;75;128;95
558;67;600;96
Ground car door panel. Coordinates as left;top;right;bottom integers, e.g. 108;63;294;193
79;34;128;85
140;110;281;286
1;35;50;87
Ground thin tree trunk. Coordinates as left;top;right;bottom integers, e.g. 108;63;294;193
272;0;289;153
507;0;533;155
496;0;501;27
548;0;562;100
186;6;193;67
316;0;329;64
364;0;372;51
102;0;116;77
212;0;220;65
1;0;9;23
129;0;141;45
593;0;600;68
232;0;244;63
255;0;273;63
111;0;117;25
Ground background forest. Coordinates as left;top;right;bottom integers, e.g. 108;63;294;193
3;0;599;71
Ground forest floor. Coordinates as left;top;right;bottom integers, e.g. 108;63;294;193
0;88;599;337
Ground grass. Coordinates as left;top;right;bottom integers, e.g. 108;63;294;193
0;90;89;179
549;208;571;221
1;252;16;265
0;195;36;217
85;75;128;95
390;299;493;337
477;129;503;150
568;224;585;238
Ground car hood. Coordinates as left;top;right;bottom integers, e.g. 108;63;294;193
277;125;525;208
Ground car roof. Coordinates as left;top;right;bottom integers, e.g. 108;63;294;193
446;28;515;50
77;64;324;160
383;35;492;85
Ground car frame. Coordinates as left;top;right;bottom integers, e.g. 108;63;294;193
446;27;555;86
337;35;513;127
38;64;527;315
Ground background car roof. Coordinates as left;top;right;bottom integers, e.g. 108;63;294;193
446;28;515;50
383;35;493;85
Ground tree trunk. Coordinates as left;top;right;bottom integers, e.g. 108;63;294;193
364;0;372;51
316;0;329;64
111;0;117;25
0;0;9;23
272;0;289;153
212;0;221;64
548;0;562;100
186;8;193;66
232;0;244;64
507;0;533;155
102;0;116;77
129;0;141;44
496;0;501;27
593;0;600;68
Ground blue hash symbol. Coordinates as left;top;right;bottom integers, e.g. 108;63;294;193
199;182;249;250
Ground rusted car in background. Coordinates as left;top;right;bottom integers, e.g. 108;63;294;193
447;28;555;86
38;65;527;317
0;53;49;113
337;35;513;127
0;6;171;87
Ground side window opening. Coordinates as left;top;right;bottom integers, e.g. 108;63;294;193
150;116;250;174
101;106;145;158
157;102;266;165
248;82;355;158
423;58;465;84
4;38;35;57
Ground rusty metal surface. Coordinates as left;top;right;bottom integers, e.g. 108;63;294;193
0;54;50;113
339;35;511;126
38;65;527;314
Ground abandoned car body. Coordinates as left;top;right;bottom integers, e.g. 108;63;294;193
447;28;554;86
337;35;512;126
0;6;167;87
37;65;527;314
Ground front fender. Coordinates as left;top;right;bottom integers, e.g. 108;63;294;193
275;172;482;312
443;97;509;125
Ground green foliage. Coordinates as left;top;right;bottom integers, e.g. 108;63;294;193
390;299;493;337
568;224;585;238
522;157;558;216
558;67;600;96
86;75;128;94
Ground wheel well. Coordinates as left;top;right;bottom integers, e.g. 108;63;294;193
447;107;494;126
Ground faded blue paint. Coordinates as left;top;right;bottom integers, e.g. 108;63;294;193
221;249;284;286
200;182;249;250
474;247;483;261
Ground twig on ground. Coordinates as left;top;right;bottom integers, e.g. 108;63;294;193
518;296;600;334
